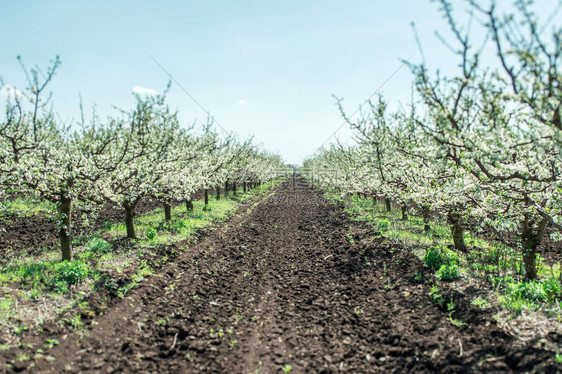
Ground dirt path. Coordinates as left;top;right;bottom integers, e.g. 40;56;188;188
29;180;557;373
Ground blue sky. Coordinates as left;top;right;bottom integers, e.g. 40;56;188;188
1;1;558;164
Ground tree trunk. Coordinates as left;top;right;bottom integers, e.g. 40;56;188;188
521;216;547;280
186;199;193;212
422;206;430;232
204;189;209;208
224;181;229;197
216;186;221;200
373;196;377;207
124;200;137;238
58;195;72;261
385;198;391;212
522;245;538;280
401;205;408;221
243;181;247;193
164;202;172;221
447;211;466;252
233;182;237;195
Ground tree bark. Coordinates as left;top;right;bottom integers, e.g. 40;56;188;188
124;200;137;238
447;211;466;252
216;185;221;200
422;206;430;232
224;181;229;197
204;189;209;209
521;216;547;280
58;194;72;261
243;181;247;193
186;199;193;212
385;198;391;212
233;182;237;195
164;202;172;221
401;205;408;221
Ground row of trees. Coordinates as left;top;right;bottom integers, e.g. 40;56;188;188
304;0;561;280
1;58;287;261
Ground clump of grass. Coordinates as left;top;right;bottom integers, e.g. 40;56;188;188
51;260;90;292
175;219;187;232
0;259;92;294
0;197;56;218
436;264;460;281
423;245;458;270
145;227;158;241
498;278;562;313
375;218;390;231
424;245;460;281
85;237;112;254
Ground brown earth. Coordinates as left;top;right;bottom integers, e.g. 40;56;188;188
0;190;209;263
4;180;561;373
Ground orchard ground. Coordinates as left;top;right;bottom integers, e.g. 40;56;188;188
1;178;561;373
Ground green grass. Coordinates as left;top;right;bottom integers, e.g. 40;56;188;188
0;197;56;218
0;180;280;342
0;259;92;295
324;190;562;314
325;191;452;252
99;195;245;248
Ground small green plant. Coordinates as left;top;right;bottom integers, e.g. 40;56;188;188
471;297;490;310
85;237;112;254
282;364;293;373
232;308;245;321
145;227;158;240
497;278;562;312
175;219;187;232
429;284;443;303
43;339;59;349
376;218;390;231
436;264;460;281
65;314;84;329
449;314;467;328
16;353;30;362
423;245;458;270
411;271;424;283
51;260;90;292
446;299;456;311
446;299;467;328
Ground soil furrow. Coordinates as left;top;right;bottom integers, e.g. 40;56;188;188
29;180;558;373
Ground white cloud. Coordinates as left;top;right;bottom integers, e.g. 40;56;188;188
131;86;158;95
237;99;249;105
0;84;25;100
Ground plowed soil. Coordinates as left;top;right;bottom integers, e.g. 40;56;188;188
0;189;208;262
10;181;561;372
